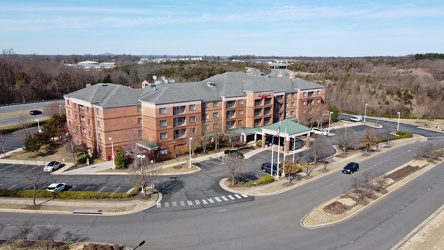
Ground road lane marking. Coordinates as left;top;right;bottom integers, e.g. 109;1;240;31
208;198;214;203
221;196;228;201
179;201;185;206
240;194;248;198
228;195;235;200
234;194;242;199
195;200;201;205
7;184;17;190
172;201;177;207
164;202;169;207
156;203;161;208
83;186;90;191
214;197;222;202
202;200;208;204
98;186;107;192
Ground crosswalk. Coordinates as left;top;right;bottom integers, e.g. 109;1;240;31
156;193;250;209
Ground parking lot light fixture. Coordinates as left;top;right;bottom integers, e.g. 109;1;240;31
189;137;193;168
328;111;333;134
137;154;146;171
109;137;115;169
397;112;401;131
364;103;368;122
35;119;41;133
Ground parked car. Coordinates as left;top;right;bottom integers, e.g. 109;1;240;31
29;110;42;115
46;183;66;192
350;115;363;122
311;128;328;136
261;162;281;176
224;149;244;159
43;161;61;172
342;162;359;174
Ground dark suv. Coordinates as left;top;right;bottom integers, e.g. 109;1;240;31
261;162;281;176
342;162;359;174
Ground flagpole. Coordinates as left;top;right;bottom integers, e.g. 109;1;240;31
282;127;287;178
276;121;281;178
270;135;274;176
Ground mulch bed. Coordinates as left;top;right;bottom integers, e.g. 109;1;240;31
385;165;423;182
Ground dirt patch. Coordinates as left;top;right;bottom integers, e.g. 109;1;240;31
385;164;423;182
324;201;350;214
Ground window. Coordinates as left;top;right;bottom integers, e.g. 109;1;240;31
255;100;262;106
303;92;306;97
292;93;296;98
238;110;244;116
291;111;295;115
66;100;70;105
214;123;219;128
160;120;167;127
213;112;219;118
96;108;100;115
159;108;166;114
189;128;196;134
238;99;244;105
160;132;167;139
317;99;321;103
291;102;295;107
226;110;235;118
302;101;306;106
317;90;321;95
97;120;101;127
68;121;72;127
68;110;71;116
173;106;185;115
88;119;91;125
174;117;186;127
88;131;92;138
285;112;288;117
74;103;77;109
137;105;142;112
226;121;235;129
173;129;186;139
286;94;291;98
98;133;102;141
138;118;142;124
189;104;196;111
203;125;209;131
87;107;90;113
203;113;209;120
226;101;235;108
238;120;243;126
75;114;78;120
189;116;196;123
203;102;209;108
160;149;168;155
213;101;219;107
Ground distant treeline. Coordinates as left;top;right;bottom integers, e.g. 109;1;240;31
414;53;444;60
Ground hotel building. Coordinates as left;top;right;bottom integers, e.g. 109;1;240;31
64;72;326;161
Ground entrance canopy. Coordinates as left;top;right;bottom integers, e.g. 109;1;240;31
261;118;311;138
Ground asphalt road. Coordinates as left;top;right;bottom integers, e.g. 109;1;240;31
0;100;63;128
0;137;442;249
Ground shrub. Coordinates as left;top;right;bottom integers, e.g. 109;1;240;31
0;189;136;199
256;141;262;147
257;175;275;185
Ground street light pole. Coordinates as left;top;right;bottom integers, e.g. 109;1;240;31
35;119;40;133
189;137;193;168
364;103;368;122
59;104;62;114
397;112;401;131
328;111;333;134
109;137;115;169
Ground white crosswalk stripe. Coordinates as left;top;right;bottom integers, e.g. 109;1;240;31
157;194;250;209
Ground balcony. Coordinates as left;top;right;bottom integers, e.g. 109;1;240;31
254;112;261;117
254;100;262;107
226;101;236;109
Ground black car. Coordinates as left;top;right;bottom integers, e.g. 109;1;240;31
29;110;42;115
342;162;359;174
261;162;281;176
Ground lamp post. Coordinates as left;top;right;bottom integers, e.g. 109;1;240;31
328;111;333;134
137;154;146;172
397;112;401;131
189;137;193;168
35;119;41;133
59;104;62;114
364;103;368;122
109;137;115;169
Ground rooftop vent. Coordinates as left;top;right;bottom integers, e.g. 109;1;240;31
100;83;109;87
85;83;91;88
149;84;157;91
207;82;215;87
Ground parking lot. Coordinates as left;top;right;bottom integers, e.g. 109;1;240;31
0;163;134;193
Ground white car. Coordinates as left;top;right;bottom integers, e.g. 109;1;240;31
43;161;60;172
350;115;363;122
46;183;66;192
311;128;328;136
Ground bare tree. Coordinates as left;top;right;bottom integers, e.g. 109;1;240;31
307;135;332;164
33;226;61;250
334;127;358;153
24;161;47;206
359;128;379;153
0;130;6;156
13;219;33;244
223;153;246;186
128;158;160;196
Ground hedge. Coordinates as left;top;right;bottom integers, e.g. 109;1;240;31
379;130;413;143
0;189;138;200
246;175;275;186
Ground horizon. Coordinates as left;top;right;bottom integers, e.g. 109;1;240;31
1;1;443;57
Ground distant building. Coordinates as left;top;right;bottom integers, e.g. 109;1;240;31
64;72;325;161
64;60;116;71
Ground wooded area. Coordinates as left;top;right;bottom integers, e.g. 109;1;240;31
1;51;443;119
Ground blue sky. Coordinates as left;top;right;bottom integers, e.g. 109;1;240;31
1;0;443;56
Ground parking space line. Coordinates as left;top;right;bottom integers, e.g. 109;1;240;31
112;187;121;194
98;186;107;192
82;186;90;191
0;164;15;172
187;200;193;205
8;184;17;190
69;185;76;191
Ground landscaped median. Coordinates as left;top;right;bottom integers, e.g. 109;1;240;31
301;156;444;229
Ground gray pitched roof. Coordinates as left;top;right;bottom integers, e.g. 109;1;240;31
65;72;325;107
64;83;144;108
